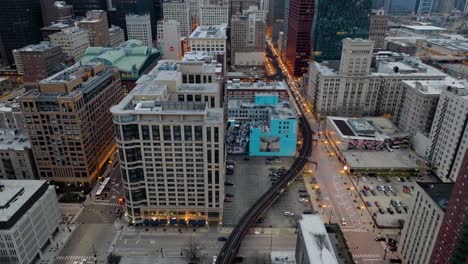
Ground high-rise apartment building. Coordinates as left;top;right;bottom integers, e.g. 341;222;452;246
311;0;371;62
284;0;315;77
78;10;110;47
19;63;124;186
199;4;229;26
126;14;153;47
369;9;388;49
306;43;446;117
0;0;43;64
430;150;468;264
157;20;182;60
416;0;434;15
111;59;224;225
230;12;266;65
17;42;67;89
399;182;454;264
338;38;374;77
163;1;192;38
49;27;90;62
109;25;125;47
0;180;61;264
427;85;468;182
40;0;73;27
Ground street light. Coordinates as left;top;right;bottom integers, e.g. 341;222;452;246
343;165;348;171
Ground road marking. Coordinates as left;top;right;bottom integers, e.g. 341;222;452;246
341;227;368;233
107;231;121;253
352;253;381;259
55;256;93;260
92;201;120;207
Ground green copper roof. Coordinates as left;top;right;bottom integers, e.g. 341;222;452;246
80;40;162;74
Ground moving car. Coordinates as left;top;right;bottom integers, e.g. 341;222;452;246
283;212;294;216
217;237;227;241
375;235;386;241
341;218;347;226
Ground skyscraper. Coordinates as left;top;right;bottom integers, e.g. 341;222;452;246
65;0;107;17
40;0;73;26
284;0;315;77
126;14;153;47
311;0;372;62
0;0;43;64
163;1;192;38
415;0;434;15
78;10;110;47
384;0;417;14
268;0;286;43
369;9;388;49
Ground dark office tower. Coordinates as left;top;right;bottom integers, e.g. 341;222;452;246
311;0;371;62
65;0;107;17
269;0;286;43
108;0;157;40
284;0;314;77
384;0;417;14
40;0;74;26
0;0;43;65
430;150;468;264
230;0;259;15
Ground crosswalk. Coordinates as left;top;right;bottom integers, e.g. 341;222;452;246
92;201;120;207
54;256;93;260
352;253;382;259
341;227;368;233
107;230;121;253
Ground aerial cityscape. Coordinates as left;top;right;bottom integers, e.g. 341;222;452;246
0;0;467;264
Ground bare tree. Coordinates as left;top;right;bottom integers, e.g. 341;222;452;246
184;234;204;261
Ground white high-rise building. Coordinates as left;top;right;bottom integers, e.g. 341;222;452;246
338;38;374;76
49;27;90;62
426;85;468;182
111;59;224;225
126;14;153;47
0;180;61;264
157;20;182;60
109;25;125;47
163;1;192;38
199;4;229;26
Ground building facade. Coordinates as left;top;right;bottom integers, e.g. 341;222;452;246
163;1;192;38
283;0;314;77
399;182;453;264
311;0;372;62
427;85;468;182
430;150;468;264
126;14;153;47
416;0;434;15
369;9;388;49
230;12;266;66
188;25;227;67
49;27;91;62
157;20;183;60
19;63;124;186
199;5;229;26
0;180;61;264
268;0;286;44
109;25;125;47
65;0;107;17
111;66;225;224
78;10;110;47
17;42;67;89
0;0;43;64
40;0;73;27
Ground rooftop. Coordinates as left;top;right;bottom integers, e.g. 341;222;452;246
425;38;468;52
343;149;419;170
228;98;296;120
226;80;287;91
0;180;48;223
403;78;468;95
417;182;454;211
189;24;227;39
299;215;339;264
80;39;162;74
402;25;446;31
18;42;60;52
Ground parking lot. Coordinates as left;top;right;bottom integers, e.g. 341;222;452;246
351;175;421;228
223;155;303;227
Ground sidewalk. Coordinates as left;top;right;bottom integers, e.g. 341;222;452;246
38;223;78;264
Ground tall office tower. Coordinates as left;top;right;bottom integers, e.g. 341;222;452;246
433;0;454;13
78;10;110;47
0;0;43;64
157;20;182;59
19;63;124;187
188;0;201;27
199;5;229;26
230;12;266;65
311;0;371;62
399;182;454;264
49;27;90;62
107;0;159;40
280;0;289;59
126;14;153;47
109;25;125;47
40;0;73;26
384;0;417;14
268;0;286;43
17;42;67;90
430;150;468;264
111;60;225;225
338;38;373;76
163;1;192;38
284;0;315;77
415;0;434;15
65;0;107;17
369;9;388;49
427;86;468;182
230;0;259;15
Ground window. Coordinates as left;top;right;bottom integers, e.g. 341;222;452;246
152;125;160;140
141;125;150;140
184;126;192;141
194;126;202;141
173;126;181;141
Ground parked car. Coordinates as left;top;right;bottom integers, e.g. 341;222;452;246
377;176;383;182
387;208;395;214
217;237;227;241
299;193;309;198
366;201;372;207
400;177;406;182
384;190;390;196
303;210;313;214
299;198;309;203
363;185;369;191
370;190;377;196
407;177;413;182
379;208;385;214
224;198;232;203
395;207;402;214
375;201;380;207
256;218;265;224
385;177;392;183
395;177;401;182
283;212;294;216
298;188;307;192
225;182;234;186
243;157;250;161
375;235;386;241
361;190;368;197
225;194;234;198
